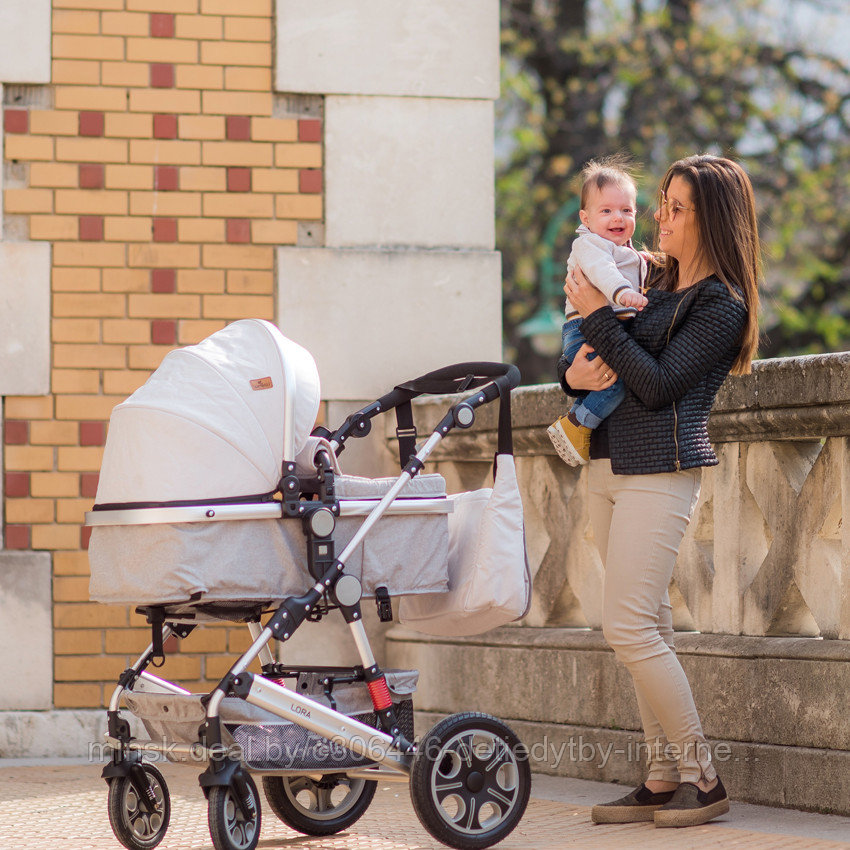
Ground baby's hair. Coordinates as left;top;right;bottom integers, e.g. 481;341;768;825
579;154;639;210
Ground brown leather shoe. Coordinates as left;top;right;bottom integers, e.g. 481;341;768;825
591;784;677;824
654;778;730;828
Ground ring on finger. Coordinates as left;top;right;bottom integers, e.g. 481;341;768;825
603;372;610;380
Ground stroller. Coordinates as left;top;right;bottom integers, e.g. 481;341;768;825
86;319;530;850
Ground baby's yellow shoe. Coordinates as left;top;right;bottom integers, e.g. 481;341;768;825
547;414;591;466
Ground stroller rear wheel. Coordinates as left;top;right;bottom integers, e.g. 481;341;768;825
107;762;171;850
410;712;531;850
262;773;376;835
207;771;262;850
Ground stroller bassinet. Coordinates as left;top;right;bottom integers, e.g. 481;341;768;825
87;320;530;850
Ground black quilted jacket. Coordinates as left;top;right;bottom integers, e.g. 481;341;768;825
558;276;748;474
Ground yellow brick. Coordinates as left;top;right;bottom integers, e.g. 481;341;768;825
251;167;298;193
53;34;124;61
128;0;197;11
53;318;101;343
51;368;101;394
5;135;54;162
127;36;199;64
32;472;81;499
275;142;322;168
104;216;152;242
179;166;226;191
103;318;151;343
101;10;151;36
30;110;79;136
176;63;224;90
56;395;124;421
127;243;201;268
178;217;225;243
129;139;201;166
4;446;55;472
54;343;127;368
276;194;323;220
252;219;298;244
54;682;103;709
130;191;201;217
30;215;78;241
30;162;80;188
4;188;52;214
202;140;272;167
32;522;82;549
202;90;272;116
224;66;271;92
58;446;105;473
176;13;222;40
56;137;128;164
101;61;150;88
203;192;272;218
55;551;92;576
55;189;128;216
52;59;101;85
129;89;201;115
103;268;150;293
129;345;175;370
178;320;225;344
53;9;100;33
54;293;126;319
52;267;101;292
55;602;128;629
53;0;123;9
202;244;273;269
55;629;103;655
178;115;225;140
55;86;128;113
104;628;150;654
30;420;78;444
178;268;226;294
202;39;270;67
224;16;271;41
103;370;147;395
105;164;154;190
226;270;271;295
4;396;54;420
203;294;273;320
7;498;55;524
105;112;153;138
57;497;95;523
252;117;298;143
201;0;270;16
56;655;129;682
127;293;201;318
181;628;228;653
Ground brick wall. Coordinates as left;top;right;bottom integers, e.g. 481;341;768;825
2;0;322;708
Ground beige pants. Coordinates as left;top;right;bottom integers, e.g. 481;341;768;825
588;458;715;784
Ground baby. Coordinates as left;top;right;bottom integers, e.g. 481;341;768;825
548;158;648;466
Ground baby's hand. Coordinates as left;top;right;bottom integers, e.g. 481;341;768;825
617;290;648;310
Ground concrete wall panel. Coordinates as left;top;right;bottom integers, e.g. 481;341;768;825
0;0;51;84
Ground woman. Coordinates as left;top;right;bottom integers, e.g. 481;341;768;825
560;155;760;828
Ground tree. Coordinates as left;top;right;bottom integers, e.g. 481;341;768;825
498;0;850;382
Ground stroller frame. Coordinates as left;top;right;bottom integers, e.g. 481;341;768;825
89;360;530;850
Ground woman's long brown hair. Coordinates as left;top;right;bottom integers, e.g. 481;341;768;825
651;155;761;375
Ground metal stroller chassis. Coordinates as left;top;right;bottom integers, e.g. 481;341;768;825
89;360;530;850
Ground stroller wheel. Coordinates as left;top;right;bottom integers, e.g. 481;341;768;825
208;771;262;850
410;712;531;850
262;774;377;835
107;762;171;850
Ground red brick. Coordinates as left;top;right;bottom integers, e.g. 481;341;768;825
150;13;174;38
226;218;250;243
150;63;175;89
298;119;321;143
227;167;251;192
299;169;322;194
5;525;31;550
79;421;106;446
151;268;176;292
4;472;30;498
153;113;178;139
79;216;104;241
154;165;179;191
79;163;105;189
79;111;105;137
4;109;28;134
80;472;100;498
81;525;93;550
226;115;251;141
4;420;29;445
152;217;177;242
151;319;176;345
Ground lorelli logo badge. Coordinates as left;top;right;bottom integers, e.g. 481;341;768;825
250;377;274;390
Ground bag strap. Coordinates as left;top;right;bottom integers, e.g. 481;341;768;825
492;378;514;476
395;399;417;469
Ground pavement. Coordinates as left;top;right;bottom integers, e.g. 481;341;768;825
1;758;848;849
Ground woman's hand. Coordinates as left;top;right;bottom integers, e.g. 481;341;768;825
565;344;618;391
564;264;609;318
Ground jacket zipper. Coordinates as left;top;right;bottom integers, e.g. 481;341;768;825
666;296;689;471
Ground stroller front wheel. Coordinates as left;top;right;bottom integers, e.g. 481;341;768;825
410;712;531;850
107;762;171;850
207;771;262;850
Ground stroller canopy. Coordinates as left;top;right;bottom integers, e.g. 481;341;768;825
95;319;321;505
